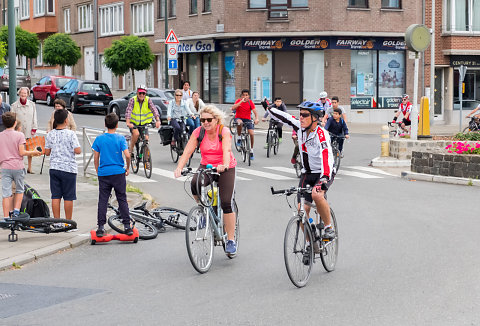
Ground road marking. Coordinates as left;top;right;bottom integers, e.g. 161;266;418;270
126;174;157;183
236;167;294;180
345;166;398;177
152;167;187;181
336;170;382;179
264;166;297;175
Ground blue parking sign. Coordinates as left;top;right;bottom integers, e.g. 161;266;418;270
168;59;178;69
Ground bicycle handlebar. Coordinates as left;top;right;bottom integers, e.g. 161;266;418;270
181;166;219;177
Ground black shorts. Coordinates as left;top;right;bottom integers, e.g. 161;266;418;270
298;173;334;204
50;169;77;200
402;118;411;126
129;125;149;136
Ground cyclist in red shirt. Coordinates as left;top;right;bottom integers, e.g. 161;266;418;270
231;89;259;160
392;94;412;134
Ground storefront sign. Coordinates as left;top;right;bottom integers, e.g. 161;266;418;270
380;97;402;108
350;97;374;109
450;55;480;67
218;39;242;51
177;40;215;53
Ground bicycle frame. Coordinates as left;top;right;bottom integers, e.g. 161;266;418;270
198;176;226;245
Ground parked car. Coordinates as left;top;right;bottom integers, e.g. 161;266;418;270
31;75;75;106
107;88;175;123
55;79;113;114
0;67;31;92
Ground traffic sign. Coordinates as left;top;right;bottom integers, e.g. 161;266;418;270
165;29;179;44
168;44;177;59
168;59;178;69
168;69;178;75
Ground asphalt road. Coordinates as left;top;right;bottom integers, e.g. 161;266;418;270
1;102;479;325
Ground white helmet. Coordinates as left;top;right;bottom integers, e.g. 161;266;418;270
319;91;328;98
137;84;147;92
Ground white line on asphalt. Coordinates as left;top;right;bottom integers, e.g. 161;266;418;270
264;166;297;175
344;166;398;177
236;167;294;180
126;174;157;183
336;170;382;179
152;167;187;181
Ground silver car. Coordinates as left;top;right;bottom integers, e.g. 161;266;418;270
0;67;32;92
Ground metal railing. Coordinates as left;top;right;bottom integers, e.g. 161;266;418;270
82;126;105;177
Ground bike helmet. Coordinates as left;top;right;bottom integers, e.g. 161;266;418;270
297;101;325;118
137;84;147;92
319;91;328;99
402;94;409;99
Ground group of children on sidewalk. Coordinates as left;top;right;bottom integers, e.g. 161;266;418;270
0;110;130;237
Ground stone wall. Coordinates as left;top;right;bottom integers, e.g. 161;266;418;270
389;139;478;160
411;151;480;179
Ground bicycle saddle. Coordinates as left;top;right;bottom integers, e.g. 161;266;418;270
134;202;147;211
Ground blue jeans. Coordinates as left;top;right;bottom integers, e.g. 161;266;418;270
185;117;197;135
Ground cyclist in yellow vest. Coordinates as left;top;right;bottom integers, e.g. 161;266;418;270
125;85;160;154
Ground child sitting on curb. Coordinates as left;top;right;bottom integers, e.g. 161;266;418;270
92;113;132;237
45;109;81;224
0;112;42;219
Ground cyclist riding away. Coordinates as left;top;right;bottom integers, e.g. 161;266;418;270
174;105;238;256
231;89;259;160
392;94;412;134
262;97;287;148
466;104;480;129
167;89;195;145
125;85;160;155
268;101;335;242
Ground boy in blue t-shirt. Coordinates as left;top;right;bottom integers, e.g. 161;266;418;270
92;113;131;237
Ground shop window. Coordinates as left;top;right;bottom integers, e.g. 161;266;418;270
446;0;480;32
187;54;198;93
348;0;368;8
381;0;400;8
250;51;272;102
378;51;405;108
454;70;479;110
190;0;197;14
350;50;377;109
303;51;324;102
203;0;211;12
224;52;236;103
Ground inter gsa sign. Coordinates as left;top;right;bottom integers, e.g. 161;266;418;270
177;40;215;53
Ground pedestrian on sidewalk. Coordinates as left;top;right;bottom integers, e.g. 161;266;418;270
92;113;132;237
45;109;81;221
47;99;77;132
10;87;38;174
0;112;42;219
0;94;11;132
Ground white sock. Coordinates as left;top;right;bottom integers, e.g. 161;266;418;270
325;224;332;229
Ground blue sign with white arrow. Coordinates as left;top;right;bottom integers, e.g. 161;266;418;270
168;59;178;69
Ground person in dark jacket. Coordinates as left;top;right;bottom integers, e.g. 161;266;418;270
325;108;349;154
0;94;11;132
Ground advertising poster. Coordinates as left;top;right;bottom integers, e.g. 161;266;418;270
224;54;235;103
379;51;405;108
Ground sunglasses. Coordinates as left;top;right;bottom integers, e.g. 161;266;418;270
200;118;214;123
175;94;182;97
299;112;311;118
138;92;146;95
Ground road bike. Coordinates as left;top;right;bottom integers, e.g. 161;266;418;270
130;123;154;178
291;134;302;178
182;165;239;274
329;133;346;172
170;116;192;167
107;202;158;240
271;185;338;288
388;121;409;138
0;214;77;242
463;116;480;134
266;119;280;158
229;116;241;152
230;117;252;165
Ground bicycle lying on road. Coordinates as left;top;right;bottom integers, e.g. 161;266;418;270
182;165;239;274
271;185;338;288
107;202;158;240
0;215;77;242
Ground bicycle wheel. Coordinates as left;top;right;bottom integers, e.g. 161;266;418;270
320;208;339;272
284;216;313;288
108;214;158;240
185;206;214;273
22;218;77;233
170;144;179;163
143;145;152;179
294;161;302;178
242;135;247;162
266;131;271;158
273;132;279;155
229;117;237;134
131;146;140;174
233;132;241;152
463;126;472;134
153;206;188;230
246;134;251;166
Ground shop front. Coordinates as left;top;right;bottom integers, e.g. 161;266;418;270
451;55;480;111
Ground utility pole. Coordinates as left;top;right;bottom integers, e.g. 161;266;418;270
93;0;99;80
7;0;16;103
164;0;168;88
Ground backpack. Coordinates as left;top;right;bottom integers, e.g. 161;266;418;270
196;124;224;150
20;184;50;218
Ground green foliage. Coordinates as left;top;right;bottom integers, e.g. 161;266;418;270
103;35;154;76
43;33;81;67
454;132;480;141
0;42;6;67
0;26;39;58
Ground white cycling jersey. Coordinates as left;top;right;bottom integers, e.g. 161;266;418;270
269;107;334;178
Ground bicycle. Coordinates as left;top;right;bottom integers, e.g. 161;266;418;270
266;119;280;158
329;133;346;172
106;202;158;240
182;165;239;274
130;123;154;178
292;137;302;178
388;121;409;138
463;117;480;134
0;214;77;242
271;185;338;288
231;118;253;166
170;116;192;167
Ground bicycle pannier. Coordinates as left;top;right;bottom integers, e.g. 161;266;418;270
158;126;173;146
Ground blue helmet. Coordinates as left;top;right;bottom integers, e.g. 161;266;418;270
297;101;325;117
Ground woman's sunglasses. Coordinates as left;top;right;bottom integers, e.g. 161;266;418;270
200;118;214;123
299;112;311;118
175;94;182;97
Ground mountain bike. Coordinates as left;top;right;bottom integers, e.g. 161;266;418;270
329;133;346;172
107;202;158;240
182;165;239;274
271;185;338;288
266;119;280;158
229;117;241;152
130;123;154;178
463;116;480;134
170;117;192;167
0;214;77;242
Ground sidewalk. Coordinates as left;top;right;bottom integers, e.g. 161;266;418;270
0;159;143;271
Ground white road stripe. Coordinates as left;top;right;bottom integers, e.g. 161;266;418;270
152;167;187;181
264;166;297;175
344;166;397;177
236;167;294;180
126;174;157;183
336;170;382;179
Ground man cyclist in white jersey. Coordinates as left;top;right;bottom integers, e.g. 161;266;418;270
267;101;335;255
392;94;412;134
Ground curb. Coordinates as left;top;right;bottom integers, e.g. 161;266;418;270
401;171;480;187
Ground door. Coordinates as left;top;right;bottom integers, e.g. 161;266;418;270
100;56;113;88
274;51;301;105
434;68;444;119
84;47;95;80
203;54;210;102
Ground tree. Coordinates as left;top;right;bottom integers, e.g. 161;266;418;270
0;26;39;59
0;42;6;68
103;35;155;90
43;33;81;75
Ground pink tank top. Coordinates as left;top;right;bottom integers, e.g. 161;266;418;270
192;125;237;169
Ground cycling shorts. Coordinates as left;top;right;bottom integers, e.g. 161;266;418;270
129;125;149;136
298;173;334;205
235;118;254;130
402;118;411;126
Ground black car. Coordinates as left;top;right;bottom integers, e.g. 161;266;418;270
107;88;175;123
55;79;113;114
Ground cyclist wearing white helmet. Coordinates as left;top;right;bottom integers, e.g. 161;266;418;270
392;94;412;134
316;91;332;125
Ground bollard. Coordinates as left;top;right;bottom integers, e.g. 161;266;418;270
381;125;389;157
418;96;431;138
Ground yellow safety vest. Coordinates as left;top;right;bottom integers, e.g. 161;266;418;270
131;95;153;125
